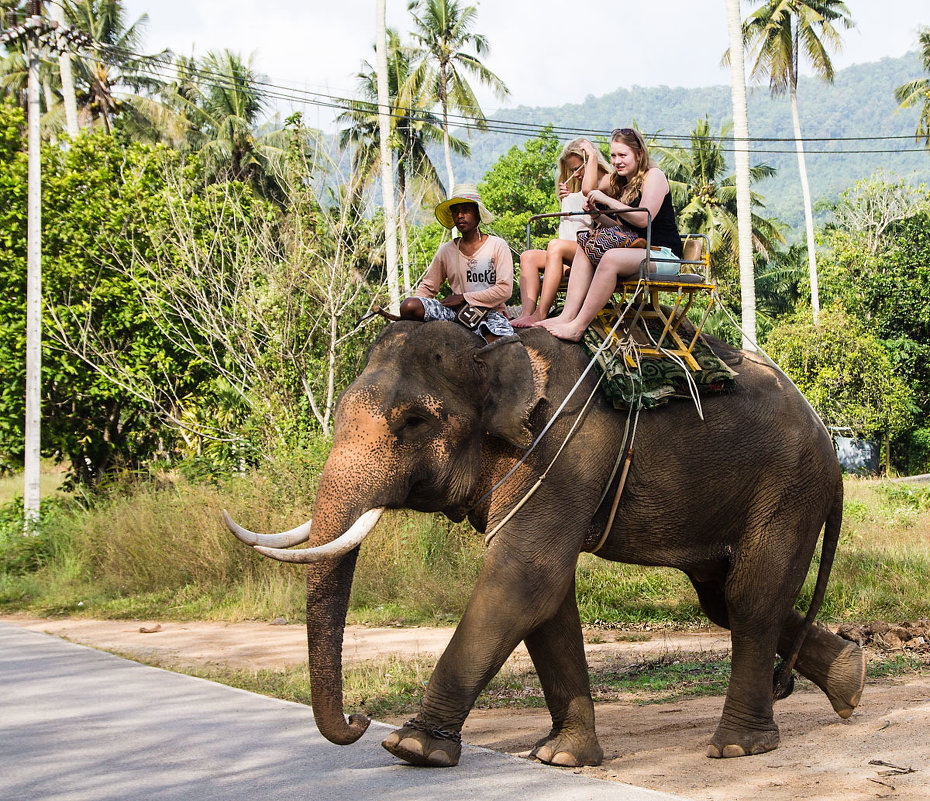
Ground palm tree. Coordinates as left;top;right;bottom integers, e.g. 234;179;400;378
338;30;463;291
61;0;169;135
657;117;784;272
725;0;759;347
742;0;855;324
194;50;268;182
176;49;291;198
754;242;808;336
894;26;930;147
408;0;509;190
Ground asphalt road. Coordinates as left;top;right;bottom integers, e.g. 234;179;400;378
0;622;690;801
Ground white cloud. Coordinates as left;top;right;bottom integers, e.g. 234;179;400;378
121;0;927;131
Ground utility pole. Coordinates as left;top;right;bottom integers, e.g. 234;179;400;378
1;2;91;528
375;0;400;314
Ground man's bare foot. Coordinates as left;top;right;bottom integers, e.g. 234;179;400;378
512;311;544;328
540;320;586;342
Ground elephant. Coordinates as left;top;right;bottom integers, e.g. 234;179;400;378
224;320;866;769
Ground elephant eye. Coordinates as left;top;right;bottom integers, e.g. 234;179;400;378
392;409;435;440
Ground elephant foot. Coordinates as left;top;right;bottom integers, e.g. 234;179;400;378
381;721;462;768
706;725;779;759
531;728;603;767
823;641;866;719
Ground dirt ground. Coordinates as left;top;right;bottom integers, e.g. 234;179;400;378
4;614;928;801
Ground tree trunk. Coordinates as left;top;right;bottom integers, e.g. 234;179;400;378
24;42;42;528
791;80;820;323
440;64;454;192
725;0;757;349
397;162;411;295
50;3;80;137
375;0;400;314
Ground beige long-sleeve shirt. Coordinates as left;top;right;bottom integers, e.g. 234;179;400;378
415;236;513;311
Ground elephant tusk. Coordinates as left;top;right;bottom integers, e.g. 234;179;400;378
223;509;314;548
251;508;385;563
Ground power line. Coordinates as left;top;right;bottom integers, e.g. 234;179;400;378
15;35;929;156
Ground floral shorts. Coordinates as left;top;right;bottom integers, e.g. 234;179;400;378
419;297;514;337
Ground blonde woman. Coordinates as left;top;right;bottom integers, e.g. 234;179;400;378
538;128;682;342
510;139;612;328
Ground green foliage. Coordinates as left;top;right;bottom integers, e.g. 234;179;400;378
478;127;562;253
764;303;915;441
0;106;383;486
0;111;207;483
826;211;930;409
822;196;930;469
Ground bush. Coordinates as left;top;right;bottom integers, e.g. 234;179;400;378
764;303;915;448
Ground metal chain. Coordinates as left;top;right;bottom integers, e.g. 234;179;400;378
402;717;462;744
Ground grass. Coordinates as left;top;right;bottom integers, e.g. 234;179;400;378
0;459;67;506
1;471;929;628
104;645;930;720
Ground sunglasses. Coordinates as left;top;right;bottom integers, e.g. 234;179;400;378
611;127;636;138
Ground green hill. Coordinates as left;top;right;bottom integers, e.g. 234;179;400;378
451;53;928;234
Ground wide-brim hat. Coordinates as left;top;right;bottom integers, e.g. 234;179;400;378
434;184;495;229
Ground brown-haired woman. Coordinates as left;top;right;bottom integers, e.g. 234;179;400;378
538;127;682;342
510;138;612;328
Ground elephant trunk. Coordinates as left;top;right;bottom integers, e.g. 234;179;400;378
304;547;371;744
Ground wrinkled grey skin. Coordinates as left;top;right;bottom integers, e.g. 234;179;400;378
257;321;864;768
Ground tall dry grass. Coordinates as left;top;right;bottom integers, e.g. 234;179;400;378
2;473;929;626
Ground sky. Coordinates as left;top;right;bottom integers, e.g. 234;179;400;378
120;0;928;132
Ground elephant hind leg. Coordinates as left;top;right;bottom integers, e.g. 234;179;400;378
688;570;730;629
688;572;781;758
779;612;866;719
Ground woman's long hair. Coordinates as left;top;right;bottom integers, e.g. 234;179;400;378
607;128;653;204
557;138;613;193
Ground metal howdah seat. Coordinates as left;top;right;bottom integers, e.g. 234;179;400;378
524;210;716;372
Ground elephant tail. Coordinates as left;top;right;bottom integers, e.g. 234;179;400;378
773;481;843;700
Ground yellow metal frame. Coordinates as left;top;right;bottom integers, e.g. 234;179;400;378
607;234;716;372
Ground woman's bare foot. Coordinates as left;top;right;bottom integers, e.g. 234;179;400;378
536;313;572;331
541;320;586;342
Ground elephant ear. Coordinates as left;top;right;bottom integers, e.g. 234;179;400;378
474;335;546;449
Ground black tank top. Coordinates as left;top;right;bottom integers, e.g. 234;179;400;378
629;192;682;258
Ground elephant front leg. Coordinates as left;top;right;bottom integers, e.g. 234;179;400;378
525;579;603;767
382;536;584;767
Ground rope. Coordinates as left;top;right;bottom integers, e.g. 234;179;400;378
467;292;640;518
483;374;604;546
590;344;645;553
712;291;830;438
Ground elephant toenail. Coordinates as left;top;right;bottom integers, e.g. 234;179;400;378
722;744;747;758
400;737;425;756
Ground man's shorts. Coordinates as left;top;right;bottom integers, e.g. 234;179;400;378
419;298;515;338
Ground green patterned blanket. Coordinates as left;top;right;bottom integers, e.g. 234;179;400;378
580;319;737;410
